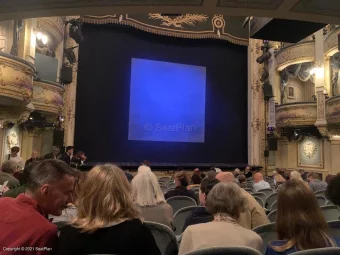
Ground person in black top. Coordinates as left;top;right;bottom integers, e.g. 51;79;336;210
59;146;74;165
182;177;220;232
244;165;253;179
164;171;196;201
56;164;160;255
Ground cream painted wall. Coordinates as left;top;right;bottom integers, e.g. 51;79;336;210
284;77;315;103
275;138;332;178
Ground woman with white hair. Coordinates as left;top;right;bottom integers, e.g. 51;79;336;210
289;170;304;182
132;171;174;229
179;182;262;255
137;165;151;174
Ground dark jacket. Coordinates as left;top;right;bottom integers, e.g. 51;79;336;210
164;186;196;201
59;153;71;165
182;206;213;232
56;219;161;255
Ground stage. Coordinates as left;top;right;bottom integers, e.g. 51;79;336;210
79;162;263;172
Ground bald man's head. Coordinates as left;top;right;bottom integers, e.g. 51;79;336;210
253;172;264;183
216;172;236;183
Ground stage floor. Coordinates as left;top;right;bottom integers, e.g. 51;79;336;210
80;162;262;171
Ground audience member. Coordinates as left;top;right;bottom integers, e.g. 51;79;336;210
299;169;307;181
214;168;222;173
273;171;286;189
307;172;328;192
238;174;247;188
278;168;289;180
141;160;150;167
132;171;173;229
266;180;339;255
124;170;134;182
289;171;304;182
326;174;340;206
164;171;196;200
216;172;269;229
44;146;60;160
188;174;201;190
60;146;74;165
234;168;241;178
70;150;87;168
6;146;24;170
244;166;252;178
253;172;271;192
179;182;262;255
0;160;20;189
325;174;336;185
137;165;152;174
0;160;76;253
182;177;220;232
56;164;160;255
25;150;40;166
2;162;38;198
207;170;216;179
52;171;87;224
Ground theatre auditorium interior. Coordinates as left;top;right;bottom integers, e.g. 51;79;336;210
2;1;340;255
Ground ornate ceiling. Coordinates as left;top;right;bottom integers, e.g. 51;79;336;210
0;0;340;24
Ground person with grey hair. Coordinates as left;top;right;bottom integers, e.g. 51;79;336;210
0;159;76;252
0;160;20;189
179;182;262;255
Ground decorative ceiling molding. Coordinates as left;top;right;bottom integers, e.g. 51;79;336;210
1;0;340;25
81;14;249;46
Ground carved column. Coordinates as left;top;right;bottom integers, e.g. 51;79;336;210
63;17;79;147
248;39;265;166
314;29;328;136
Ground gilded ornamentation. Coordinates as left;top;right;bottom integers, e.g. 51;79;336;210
324;27;340;56
275;41;315;71
276;103;317;128
302;141;317;159
32;80;64;114
81;15;248;46
148;14;208;28
37;16;65;49
0;52;35;103
6;132;19;151
326;95;340;124
317;92;325;120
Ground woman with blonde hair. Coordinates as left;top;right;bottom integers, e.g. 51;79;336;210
179;182;262;255
56;164;160;255
266;180;339;255
132;171;174;228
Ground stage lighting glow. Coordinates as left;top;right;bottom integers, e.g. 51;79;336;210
128;58;206;143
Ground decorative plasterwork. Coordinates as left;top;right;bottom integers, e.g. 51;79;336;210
326;95;340;124
324;27;340;57
275;41;315;71
0;51;35;104
276;102;317;128
37;16;65;49
80;14;249;46
0;103;34;124
32;80;64;115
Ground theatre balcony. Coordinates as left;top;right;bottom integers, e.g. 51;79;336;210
32;80;64;115
0;51;35;106
324;26;340;58
275;40;315;71
276;102;317;128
